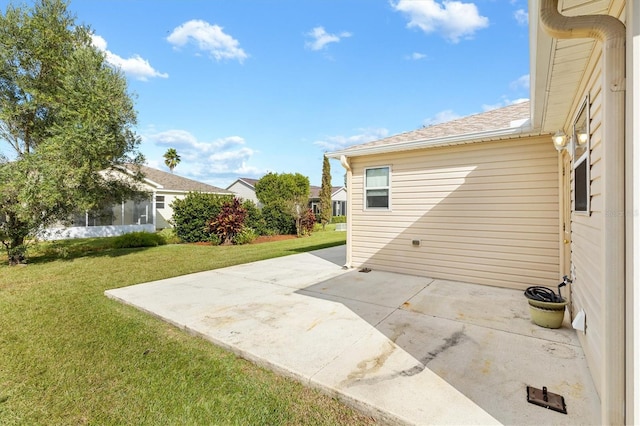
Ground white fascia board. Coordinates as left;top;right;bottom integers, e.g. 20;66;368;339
529;0;554;132
156;189;231;195
141;178;163;189
332;187;346;197
238;179;256;189
327;122;538;159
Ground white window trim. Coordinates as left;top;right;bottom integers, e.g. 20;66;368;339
363;165;391;211
572;95;591;215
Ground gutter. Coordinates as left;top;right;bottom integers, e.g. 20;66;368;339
339;155;352;269
326;121;536;159
539;1;626;423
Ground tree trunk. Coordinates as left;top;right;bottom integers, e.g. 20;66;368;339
6;234;27;265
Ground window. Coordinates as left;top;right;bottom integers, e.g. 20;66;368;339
156;195;165;209
572;97;590;214
364;166;390;209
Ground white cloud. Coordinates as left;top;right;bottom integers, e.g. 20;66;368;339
392;0;489;43
92;35;168;81
514;9;528;26
305;26;352;51
481;97;529;111
423;110;461;126
167;20;248;63
406;52;427;60
510;74;530;90
313;128;388;151
148;130;261;181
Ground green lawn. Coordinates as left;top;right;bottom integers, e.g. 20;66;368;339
0;230;375;425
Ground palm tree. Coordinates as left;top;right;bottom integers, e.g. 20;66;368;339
163;148;181;173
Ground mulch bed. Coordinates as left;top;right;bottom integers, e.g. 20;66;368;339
189;235;297;246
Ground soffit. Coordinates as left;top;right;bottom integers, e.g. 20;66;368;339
531;0;619;134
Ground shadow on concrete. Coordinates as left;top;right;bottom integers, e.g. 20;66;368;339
304;244;346;266
296;264;600;425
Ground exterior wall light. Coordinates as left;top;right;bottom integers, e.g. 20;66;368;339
552;130;568;151
576;130;589;146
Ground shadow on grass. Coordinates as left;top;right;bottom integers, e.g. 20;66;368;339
24;245;160;265
1;233;346;267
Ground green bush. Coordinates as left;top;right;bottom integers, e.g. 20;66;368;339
242;200;269;235
112;232;166;249
261;202;296;235
208;233;222;246
232;226;258;245
331;215;346;224
157;228;181;244
171;192;232;242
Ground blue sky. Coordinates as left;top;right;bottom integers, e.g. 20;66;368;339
9;0;531;189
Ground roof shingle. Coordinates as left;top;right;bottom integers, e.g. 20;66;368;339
128;165;231;193
340;101;531;153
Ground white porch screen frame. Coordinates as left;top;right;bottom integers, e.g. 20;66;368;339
364;166;391;210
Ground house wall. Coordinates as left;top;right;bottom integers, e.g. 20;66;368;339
155;192;183;229
565;46;606;397
332;188;347;202
348;136;559;290
227;181;260;205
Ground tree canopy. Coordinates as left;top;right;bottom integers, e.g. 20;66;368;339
255;172;310;236
0;0;144;264
163;148;180;173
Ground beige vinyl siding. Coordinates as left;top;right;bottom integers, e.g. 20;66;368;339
566;43;605;397
349;135;559;290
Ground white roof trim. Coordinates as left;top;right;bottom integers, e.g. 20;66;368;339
327;121;538;159
155;188;228;195
331;187;346;196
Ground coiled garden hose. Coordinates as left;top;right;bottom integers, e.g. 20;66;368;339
524;276;570;303
524;286;563;303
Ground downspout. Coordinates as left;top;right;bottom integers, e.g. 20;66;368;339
539;1;626;424
340;155;352;268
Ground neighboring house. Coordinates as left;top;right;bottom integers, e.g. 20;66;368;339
226;177;261;206
308;186;347;217
227;177;348;217
42;165;231;239
328;1;639;423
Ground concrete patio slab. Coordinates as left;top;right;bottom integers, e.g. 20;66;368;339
105;245;600;425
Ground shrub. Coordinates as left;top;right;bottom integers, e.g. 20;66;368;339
208;233;222;246
208;198;246;245
157;228;181;244
232;226;258;245
171;192;231;242
261;202;296;235
242;200;268;235
299;208;316;236
331;215;346;224
112;232;166;249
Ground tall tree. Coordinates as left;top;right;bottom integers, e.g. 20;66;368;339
319;155;332;230
163;148;180;173
0;0;145;265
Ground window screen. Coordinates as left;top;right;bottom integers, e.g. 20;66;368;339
365;167;390;209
